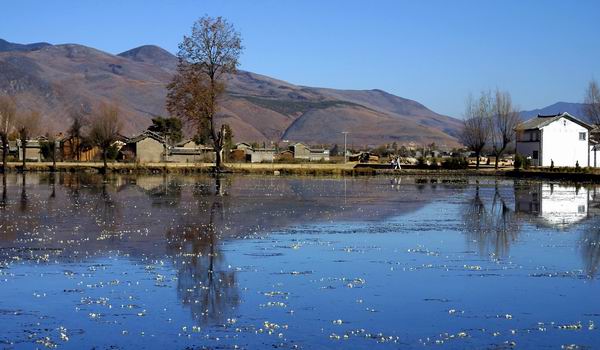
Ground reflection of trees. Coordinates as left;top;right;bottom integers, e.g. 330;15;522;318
59;173;122;237
463;182;521;258
146;175;183;207
581;190;600;278
20;173;27;212
166;176;239;326
0;174;6;209
581;226;600;278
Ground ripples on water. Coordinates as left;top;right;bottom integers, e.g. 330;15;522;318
0;173;599;349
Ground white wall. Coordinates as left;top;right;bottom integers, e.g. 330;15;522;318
541;117;589;167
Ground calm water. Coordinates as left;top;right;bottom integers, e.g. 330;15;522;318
0;174;599;349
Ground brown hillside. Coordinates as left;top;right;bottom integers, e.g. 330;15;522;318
0;40;461;147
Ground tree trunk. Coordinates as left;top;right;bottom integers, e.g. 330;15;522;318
1;134;7;173
214;144;222;171
21;138;27;171
103;148;108;173
495;154;500;169
52;147;57;170
475;151;480;170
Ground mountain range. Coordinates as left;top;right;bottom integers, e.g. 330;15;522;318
0;39;467;147
519;102;587;121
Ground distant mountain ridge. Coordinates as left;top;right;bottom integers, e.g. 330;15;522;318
520;102;587;121
0;39;462;147
0;38;51;52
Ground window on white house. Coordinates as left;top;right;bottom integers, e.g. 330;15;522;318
579;132;587;141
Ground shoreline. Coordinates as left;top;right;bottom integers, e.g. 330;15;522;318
2;161;600;182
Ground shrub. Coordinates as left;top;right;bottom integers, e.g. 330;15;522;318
514;154;531;169
442;157;469;170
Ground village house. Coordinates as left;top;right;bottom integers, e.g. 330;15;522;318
17;139;44;162
233;143;275;163
121;130;166;163
168;139;215;163
290;142;330;161
516;112;592;167
60;135;103;161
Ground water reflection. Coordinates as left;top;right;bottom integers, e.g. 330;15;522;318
166;193;239;325
515;182;592;228
3;174;600;328
463;182;521;258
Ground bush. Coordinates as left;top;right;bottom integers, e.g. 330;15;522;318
107;144;120;160
442;157;469;170
514;154;531;170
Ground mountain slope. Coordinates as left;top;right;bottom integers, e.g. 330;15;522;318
0;39;462;147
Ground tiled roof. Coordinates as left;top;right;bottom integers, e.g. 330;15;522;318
516;112;592;131
127;130;165;144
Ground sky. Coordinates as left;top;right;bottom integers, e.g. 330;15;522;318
1;0;599;117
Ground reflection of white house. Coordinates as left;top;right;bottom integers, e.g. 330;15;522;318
516;112;592;167
515;183;589;227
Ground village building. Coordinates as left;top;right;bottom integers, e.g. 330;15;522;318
233;143;275;163
516;112;592;167
276;149;294;162
17;139;43;162
60;135;103;161
121;130;167;163
290;142;330;161
168;140;215;163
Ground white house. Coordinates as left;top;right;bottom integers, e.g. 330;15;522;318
515;112;592;167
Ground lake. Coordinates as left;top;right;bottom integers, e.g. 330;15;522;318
0;173;599;349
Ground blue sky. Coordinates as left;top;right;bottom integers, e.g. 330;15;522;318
1;0;599;117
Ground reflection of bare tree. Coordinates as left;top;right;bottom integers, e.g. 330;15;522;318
581;226;600;278
19;173;27;212
0;174;6;209
463;182;521;258
60;173;122;236
581;190;600;278
166;177;238;325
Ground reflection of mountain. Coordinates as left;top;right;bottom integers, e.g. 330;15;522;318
0;173;458;326
515;183;595;228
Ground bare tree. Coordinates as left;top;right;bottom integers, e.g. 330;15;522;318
491;90;520;169
460;92;493;169
0;96;16;172
584;79;600;127
166;15;243;171
16;110;41;170
68;108;87;161
88;103;122;173
41;131;59;170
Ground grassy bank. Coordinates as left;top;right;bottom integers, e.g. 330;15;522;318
4;161;600;182
1;161;375;176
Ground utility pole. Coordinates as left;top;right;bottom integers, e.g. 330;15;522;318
342;131;349;163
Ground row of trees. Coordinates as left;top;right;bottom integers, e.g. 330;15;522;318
460;90;520;169
0;96;123;172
